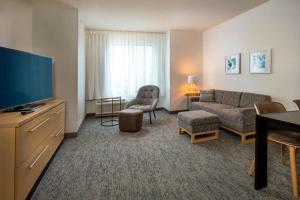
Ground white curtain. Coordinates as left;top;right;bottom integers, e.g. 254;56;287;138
86;30;166;100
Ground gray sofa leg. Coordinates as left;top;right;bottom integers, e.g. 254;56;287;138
153;110;156;118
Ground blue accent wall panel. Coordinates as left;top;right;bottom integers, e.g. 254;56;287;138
0;47;53;109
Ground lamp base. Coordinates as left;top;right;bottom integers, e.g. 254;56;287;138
188;84;198;93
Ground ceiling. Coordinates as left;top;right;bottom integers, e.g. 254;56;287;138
57;0;268;32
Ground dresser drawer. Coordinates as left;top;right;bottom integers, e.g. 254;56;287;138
50;126;64;151
15;127;64;200
48;104;65;135
16;104;65;167
49;103;65;116
51;104;65;132
15;140;52;200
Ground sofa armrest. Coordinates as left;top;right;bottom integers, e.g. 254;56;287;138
238;107;256;124
238;107;257;124
125;99;138;108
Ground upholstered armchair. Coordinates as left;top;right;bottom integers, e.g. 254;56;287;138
125;85;160;124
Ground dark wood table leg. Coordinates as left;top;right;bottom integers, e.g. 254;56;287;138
255;115;268;189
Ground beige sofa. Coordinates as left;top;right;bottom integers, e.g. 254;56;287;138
190;90;271;143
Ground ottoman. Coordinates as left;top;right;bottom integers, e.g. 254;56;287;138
118;109;143;132
177;110;219;143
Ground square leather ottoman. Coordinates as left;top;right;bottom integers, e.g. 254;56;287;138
118;109;143;132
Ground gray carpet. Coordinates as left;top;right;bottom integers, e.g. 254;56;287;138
31;111;297;200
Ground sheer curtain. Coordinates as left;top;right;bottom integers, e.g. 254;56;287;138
86;30;166;100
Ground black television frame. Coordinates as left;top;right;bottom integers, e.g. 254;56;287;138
0;46;55;112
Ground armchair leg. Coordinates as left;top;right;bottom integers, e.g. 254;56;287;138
153;110;156;119
248;159;255;176
149;112;152;124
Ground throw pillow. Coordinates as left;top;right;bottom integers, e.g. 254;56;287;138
199;90;214;102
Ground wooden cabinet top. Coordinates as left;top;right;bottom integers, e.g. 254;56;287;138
0;99;64;128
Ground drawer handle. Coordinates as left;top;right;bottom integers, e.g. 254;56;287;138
28;145;49;169
54;108;64;115
54;128;64;137
26;118;50;132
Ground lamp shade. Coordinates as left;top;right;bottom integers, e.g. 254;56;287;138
187;75;196;84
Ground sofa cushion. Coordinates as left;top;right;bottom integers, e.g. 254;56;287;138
190;102;235;115
221;91;241;107
239;92;271;108
177;110;219;126
178;120;219;133
199;90;214;102
214;90;225;103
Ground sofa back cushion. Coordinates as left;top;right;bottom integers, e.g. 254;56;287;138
222;91;242;107
240;92;271;108
199;90;214;102
214;90;225;103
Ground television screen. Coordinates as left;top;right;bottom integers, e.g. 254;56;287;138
0;47;53;110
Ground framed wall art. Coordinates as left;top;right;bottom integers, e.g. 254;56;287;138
249;49;272;74
225;53;240;74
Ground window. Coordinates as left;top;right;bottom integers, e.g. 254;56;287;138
107;45;154;97
86;31;166;100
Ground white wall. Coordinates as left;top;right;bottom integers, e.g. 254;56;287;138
32;1;79;133
169;30;203;111
203;0;300;111
0;0;32;51
1;0;86;133
77;21;86;128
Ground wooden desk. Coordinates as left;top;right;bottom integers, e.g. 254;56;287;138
255;111;300;189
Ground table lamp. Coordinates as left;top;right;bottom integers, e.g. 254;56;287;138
187;75;197;93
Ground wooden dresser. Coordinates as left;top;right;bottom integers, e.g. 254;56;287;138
0;99;65;200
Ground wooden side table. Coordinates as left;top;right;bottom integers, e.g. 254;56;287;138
185;92;200;110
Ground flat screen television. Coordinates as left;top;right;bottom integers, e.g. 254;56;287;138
0;47;53;110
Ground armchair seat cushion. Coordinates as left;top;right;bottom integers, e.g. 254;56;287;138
128;105;152;112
